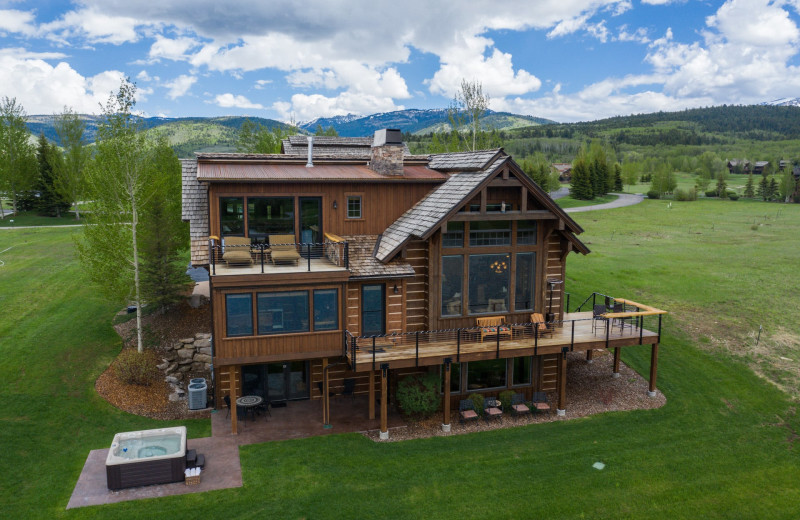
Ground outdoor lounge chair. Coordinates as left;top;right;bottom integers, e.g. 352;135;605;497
532;392;551;415
510;393;531;420
459;399;479;424
592;304;609;335
476;316;512;342
483;397;503;423
222;236;254;266
530;313;551;338
267;234;301;265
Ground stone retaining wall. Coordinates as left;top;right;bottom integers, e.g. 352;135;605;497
156;333;212;402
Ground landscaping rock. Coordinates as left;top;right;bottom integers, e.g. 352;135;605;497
194;353;212;363
165;376;179;384
165;363;178;374
168;392;183;402
191;361;204;371
157;361;170;370
163;351;177;362
178;357;193;366
173;342;184;350
194;338;211;349
196;333;211;340
179;365;191;373
177;348;194;360
197;347;212;356
180;337;194;344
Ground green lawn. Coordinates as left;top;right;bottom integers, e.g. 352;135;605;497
556;193;618;209
2;202;800;518
0;211;83;227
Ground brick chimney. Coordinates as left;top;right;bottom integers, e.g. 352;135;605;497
369;129;404;176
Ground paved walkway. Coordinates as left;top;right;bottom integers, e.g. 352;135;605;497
565;192;645;213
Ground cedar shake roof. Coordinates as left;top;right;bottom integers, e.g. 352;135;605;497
197;162;444;182
375;157;507;262
427;149;503;171
345;235;416;279
281;135;412;157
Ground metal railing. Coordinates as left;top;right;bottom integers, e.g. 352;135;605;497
344;313;660;371
209;239;349;275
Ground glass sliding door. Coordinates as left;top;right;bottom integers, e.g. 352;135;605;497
299;197;322;250
264;362;310;401
361;284;385;336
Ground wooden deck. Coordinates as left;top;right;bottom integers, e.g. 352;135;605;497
211;257;347;277
348;311;659;371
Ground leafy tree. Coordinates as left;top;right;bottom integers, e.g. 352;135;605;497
520;153;558;192
77;79;156;353
570;155;593;200
236;119;290;153
314;124;338;136
0;97;37;217
650;163;677;196
778;171;796;202
52;107;90;219
716;175;728;199
450;79;490;151
744;174;755;198
621;161;640;186
140;136;191;313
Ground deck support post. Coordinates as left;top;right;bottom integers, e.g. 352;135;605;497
612;347;621;378
556;348;567;416
586;349;594;363
380;363;389;440
230;365;238;435
442;358;451;432
648;343;659;397
368;368;375;420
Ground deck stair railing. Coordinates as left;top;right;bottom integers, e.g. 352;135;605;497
572;291;617;313
343;315;662;371
208;239;349;275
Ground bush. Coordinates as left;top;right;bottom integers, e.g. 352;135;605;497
705;190;718;198
114;348;158;386
396;372;440;416
468;392;485;416
498;390;515;411
646;190;660;200
674;188;697;201
728;193;739;201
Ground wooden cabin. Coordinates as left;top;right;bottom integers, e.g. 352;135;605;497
181;130;665;437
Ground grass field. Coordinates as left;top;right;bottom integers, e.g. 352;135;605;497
1;201;799;519
0;211;82;227
556;193;618;209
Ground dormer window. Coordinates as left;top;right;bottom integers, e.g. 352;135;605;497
347;195;362;219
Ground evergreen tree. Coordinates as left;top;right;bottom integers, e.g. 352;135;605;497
52;107;89;219
744;174;755;198
768;177;779;201
0;97;37;217
236;119;289;153
716;175;728;198
757;174;769;200
570;156;593;200
613;163;623;191
34;133;68;216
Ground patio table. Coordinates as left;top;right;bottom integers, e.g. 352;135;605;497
236;395;263;422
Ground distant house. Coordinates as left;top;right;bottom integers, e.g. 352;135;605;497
552;163;572;182
727;159;750;174
752;161;769;175
779;160;789;171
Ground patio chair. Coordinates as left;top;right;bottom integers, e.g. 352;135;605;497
221;236;254;266
483;397;503;423
592;304;609;335
316;381;335;397
267;234;301;265
223;395;231;418
459;399;479;424
532;392;551;415
510;393;531;420
530;313;552;338
476;316;512;342
611;303;632;333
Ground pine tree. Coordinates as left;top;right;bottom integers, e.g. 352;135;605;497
716;176;728;198
744;174;755;198
757;174;769;200
570;156;593;200
768;178;779;201
613;163;623;191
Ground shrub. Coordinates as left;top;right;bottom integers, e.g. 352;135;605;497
674;188;697;201
728;193;739;201
705;190;718;198
396;372;440;416
498;390;515;411
114;348;158;386
468;392;485;416
646;190;660;200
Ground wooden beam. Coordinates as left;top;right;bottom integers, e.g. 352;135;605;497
449;210;556;222
557;353;566;412
488;178;520;187
480;189;487;213
380;367;388;438
586;349;593;362
368;369;375;420
613;347;621;375
230;365;238;435
520;187;527;213
322;358;329;425
649;343;659;394
443;362;451;429
501;167;509;180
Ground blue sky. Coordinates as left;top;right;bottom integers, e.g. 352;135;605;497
1;0;800;123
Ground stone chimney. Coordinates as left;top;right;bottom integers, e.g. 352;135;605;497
369;129;404;176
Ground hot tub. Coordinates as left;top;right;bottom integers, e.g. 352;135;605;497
105;426;187;490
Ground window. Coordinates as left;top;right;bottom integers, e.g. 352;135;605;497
347;196;362;219
469;221;511;246
248;197;294;241
225;294;252;337
517;220;537;245
514;252;536;311
313;289;339;331
513;357;532;386
442;221;464;248
257;291;309;335
361;284;385;336
441;362;462;394
441;255;463;316
220;197;245;236
468;254;510;314
467;359;507;390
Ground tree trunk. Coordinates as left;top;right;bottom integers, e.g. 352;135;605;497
131;199;143;353
73;200;80;220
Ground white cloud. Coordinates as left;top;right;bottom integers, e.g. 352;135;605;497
0;9;37;35
0;47;68;60
41;7;140;45
616;25;650;44
273;92;404;121
0;56;127;113
213;93;264;110
164;74;196;99
547;14;592;39
148;35;199;61
253;79;272;89
707;0;799;47
136;69;154;81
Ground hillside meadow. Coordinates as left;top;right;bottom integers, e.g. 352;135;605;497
0;199;798;519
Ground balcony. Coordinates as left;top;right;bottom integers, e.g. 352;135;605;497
209;235;349;277
344;297;666;372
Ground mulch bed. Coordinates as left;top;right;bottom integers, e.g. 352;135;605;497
363;349;666;442
95;300;212;421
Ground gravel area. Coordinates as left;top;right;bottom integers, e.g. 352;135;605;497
363;349;665;442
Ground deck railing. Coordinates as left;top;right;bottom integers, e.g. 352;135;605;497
209;239;349;275
344;311;661;371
